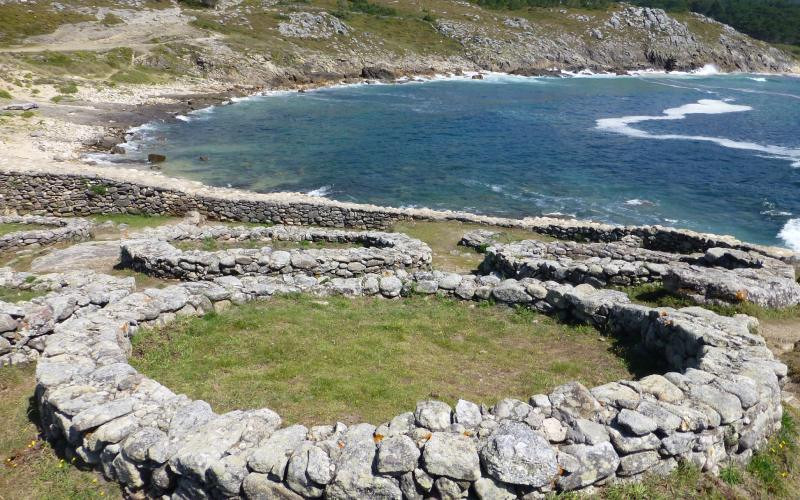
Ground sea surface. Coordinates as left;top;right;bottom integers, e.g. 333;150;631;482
118;71;800;249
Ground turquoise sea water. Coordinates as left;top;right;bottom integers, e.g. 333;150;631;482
122;73;800;249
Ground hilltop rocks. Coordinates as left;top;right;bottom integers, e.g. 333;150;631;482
278;12;350;39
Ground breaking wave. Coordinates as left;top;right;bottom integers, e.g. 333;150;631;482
596;99;800;168
778;219;800;252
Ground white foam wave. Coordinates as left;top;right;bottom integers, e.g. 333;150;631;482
748;77;767;82
761;209;793;217
175;115;191;122
778;219;800;251
692;64;719;76
596;99;800;167
306;185;332;197
625;199;654;206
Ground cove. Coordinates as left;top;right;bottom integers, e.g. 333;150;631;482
121;73;800;248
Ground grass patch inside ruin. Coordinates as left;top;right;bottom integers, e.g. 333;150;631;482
0;286;45;303
392;220;554;273
0;223;51;236
90;214;179;231
620;283;800;322
130;294;631;425
0;365;120;499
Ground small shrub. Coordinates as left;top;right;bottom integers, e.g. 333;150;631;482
20;111;36;118
101;13;124;26
720;464;743;485
421;12;436;23
58;82;78;94
50;95;66;103
88;184;108;195
0;89;12;99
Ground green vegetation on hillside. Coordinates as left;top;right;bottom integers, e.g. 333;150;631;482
0;3;93;45
633;0;800;45
472;0;799;46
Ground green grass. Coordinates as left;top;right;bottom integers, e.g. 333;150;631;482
393;220;554;273
101;13;124;27
131;294;631;425
0;4;94;46
57;82;78;94
0;223;51;237
0;89;11;99
0;286;44;303
620;283;800;321
89;214;178;230
0;365;121;499
109;68;159;85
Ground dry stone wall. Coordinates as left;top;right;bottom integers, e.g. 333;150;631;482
0;268;134;366
33;264;786;499
1;170;796;263
0;215;92;252
470;234;800;308
0;176;792;498
119;224;433;281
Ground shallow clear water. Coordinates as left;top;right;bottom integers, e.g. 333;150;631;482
122;73;800;249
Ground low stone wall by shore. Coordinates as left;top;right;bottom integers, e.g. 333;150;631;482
0;215;92;252
120;224;433;281
1;170;796;263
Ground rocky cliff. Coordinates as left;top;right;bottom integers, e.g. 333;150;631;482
0;1;796;93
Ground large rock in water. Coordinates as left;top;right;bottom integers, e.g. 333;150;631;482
479;420;558;486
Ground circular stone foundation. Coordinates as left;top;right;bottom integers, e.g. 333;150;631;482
129;294;632;425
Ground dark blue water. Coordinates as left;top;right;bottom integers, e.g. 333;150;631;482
125;73;800;249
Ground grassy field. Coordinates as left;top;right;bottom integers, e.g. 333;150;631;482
0;365;121;500
0;286;45;303
0;223;50;236
130;294;632;425
89;213;179;231
393;219;554;273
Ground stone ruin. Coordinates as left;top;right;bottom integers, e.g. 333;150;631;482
0;214;92;252
0;217;788;499
462;230;800;309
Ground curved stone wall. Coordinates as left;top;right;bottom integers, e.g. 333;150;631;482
1;170;795;263
34;267;786;499
473;236;800;308
119;224;433;281
0;268;134;366
0;215;92;252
